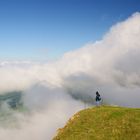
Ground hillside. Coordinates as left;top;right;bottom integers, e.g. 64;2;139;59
53;106;140;140
0;91;22;108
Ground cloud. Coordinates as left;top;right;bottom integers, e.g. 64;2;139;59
0;82;84;140
0;12;140;139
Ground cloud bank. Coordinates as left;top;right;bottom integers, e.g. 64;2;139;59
0;12;140;139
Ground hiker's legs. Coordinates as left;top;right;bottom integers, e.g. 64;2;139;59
96;101;100;106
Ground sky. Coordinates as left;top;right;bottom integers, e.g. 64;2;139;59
0;12;140;139
0;0;140;60
0;1;140;139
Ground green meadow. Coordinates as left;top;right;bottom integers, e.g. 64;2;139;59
53;106;140;140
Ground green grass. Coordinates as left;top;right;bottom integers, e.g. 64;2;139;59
53;106;140;140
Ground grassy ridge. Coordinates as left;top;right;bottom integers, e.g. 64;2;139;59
53;106;140;140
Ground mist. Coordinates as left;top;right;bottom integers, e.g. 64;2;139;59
0;12;140;139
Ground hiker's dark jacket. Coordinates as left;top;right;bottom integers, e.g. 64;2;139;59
96;95;101;101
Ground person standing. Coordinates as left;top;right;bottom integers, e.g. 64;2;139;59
95;91;101;106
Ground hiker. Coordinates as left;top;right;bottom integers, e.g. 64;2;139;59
95;91;101;106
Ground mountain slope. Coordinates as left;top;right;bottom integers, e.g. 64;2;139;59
53;106;140;140
0;91;22;108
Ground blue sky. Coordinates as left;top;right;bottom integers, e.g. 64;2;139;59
0;0;140;60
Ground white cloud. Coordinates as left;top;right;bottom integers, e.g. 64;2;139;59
0;12;140;139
